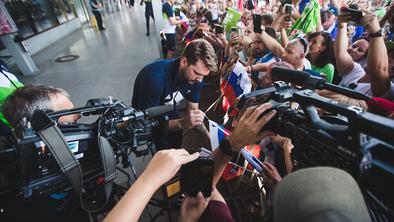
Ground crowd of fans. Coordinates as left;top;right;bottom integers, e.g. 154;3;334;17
162;0;394;119
1;0;394;221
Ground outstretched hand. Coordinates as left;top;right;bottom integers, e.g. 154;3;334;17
228;103;277;151
141;149;199;187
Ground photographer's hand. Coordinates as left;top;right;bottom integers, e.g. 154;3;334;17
103;149;199;222
228;103;277;151
212;103;277;186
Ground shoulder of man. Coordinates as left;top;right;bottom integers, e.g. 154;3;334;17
137;60;173;82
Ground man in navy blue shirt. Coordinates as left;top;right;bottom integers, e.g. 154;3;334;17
132;39;218;150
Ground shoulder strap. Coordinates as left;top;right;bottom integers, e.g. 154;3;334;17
33;111;117;213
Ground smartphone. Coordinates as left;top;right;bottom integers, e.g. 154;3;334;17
241;148;264;173
231;27;237;33
237;50;248;63
284;4;292;22
253;14;262;33
341;7;363;24
247;0;254;10
214;24;224;34
180;154;214;197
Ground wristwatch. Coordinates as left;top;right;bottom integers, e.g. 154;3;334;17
219;137;238;156
368;29;383;38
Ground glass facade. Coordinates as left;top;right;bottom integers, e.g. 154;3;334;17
3;0;80;38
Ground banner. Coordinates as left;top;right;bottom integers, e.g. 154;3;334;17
222;8;242;33
287;0;320;38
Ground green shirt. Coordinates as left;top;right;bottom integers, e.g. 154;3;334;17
0;72;24;126
312;63;335;83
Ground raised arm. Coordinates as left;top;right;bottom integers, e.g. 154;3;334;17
258;31;285;58
103;150;199;222
363;10;390;97
334;13;355;75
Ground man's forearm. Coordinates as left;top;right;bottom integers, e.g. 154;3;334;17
103;172;159;222
367;35;390;96
212;148;233;186
260;31;285;58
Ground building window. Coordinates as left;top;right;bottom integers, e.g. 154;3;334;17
4;0;78;38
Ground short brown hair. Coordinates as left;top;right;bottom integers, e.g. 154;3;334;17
181;39;218;74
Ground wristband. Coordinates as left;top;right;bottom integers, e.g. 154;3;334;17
219;137;238;157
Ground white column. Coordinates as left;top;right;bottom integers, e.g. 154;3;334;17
0;34;38;76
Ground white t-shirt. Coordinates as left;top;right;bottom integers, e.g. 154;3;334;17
339;62;394;100
162;2;176;34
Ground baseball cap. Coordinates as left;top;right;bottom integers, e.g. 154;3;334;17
273;167;371;222
327;5;338;16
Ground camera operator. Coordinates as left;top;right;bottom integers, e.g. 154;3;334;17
132;39;218;150
1;84;85;221
104;103;277;222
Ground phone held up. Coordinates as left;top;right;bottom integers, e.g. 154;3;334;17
341;7;363;24
253;14;262;33
215;24;224;34
180;148;214;198
284;4;292;22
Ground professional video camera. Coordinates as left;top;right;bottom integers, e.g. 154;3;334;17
238;68;394;220
0;97;184;214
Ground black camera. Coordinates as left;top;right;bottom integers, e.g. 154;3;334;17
238;68;394;219
0;98;176;213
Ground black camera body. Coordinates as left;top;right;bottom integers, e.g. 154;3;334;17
239;81;394;218
0;99;170;212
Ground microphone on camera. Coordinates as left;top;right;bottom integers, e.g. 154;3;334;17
271;67;324;87
144;99;187;118
271;67;371;101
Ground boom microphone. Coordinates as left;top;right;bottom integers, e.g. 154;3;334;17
145;99;187;118
271;67;312;85
271;67;371;101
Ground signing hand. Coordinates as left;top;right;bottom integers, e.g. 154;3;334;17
184;109;205;128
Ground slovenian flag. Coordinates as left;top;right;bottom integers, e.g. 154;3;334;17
220;61;252;115
209;120;231;150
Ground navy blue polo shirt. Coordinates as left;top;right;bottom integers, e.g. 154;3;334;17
132;58;202;111
132;58;203;149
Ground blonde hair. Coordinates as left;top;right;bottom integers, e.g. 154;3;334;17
316;90;368;109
